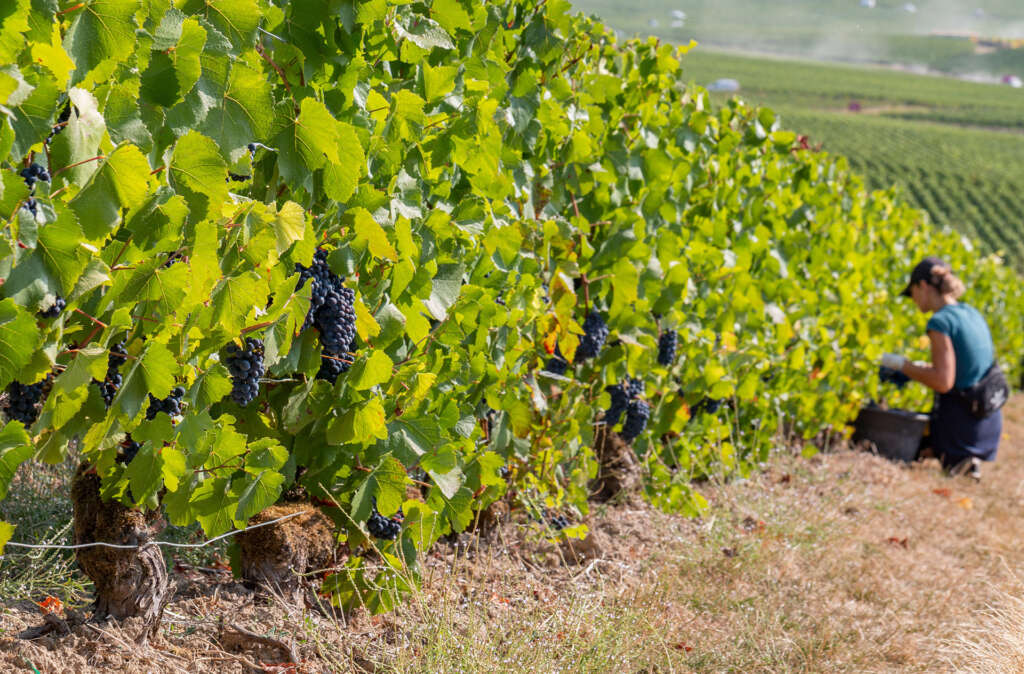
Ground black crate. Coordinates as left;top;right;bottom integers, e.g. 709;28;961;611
851;406;930;463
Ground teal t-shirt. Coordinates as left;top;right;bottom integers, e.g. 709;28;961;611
925;303;994;390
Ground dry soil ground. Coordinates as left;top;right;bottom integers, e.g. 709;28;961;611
2;397;1024;672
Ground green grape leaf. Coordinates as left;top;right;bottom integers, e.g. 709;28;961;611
63;0;139;84
199;59;275;157
140;17;206;107
192;476;234;537
233;469;285;523
117;341;178;419
351;455;406;520
206;272;264;336
69;144;151;240
36;209;89;295
48;88;107;187
0;300;40;391
322;121;364;202
422;264;463;320
348;350;393;391
327;397;388;445
350;208;397;261
125;442;165;506
169;131;228;222
0;421;32;500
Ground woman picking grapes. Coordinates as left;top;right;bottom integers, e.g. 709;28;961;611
881;257;1008;480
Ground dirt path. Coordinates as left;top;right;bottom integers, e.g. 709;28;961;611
2;398;1023;672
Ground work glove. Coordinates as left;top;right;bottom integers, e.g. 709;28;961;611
879;366;910;388
881;353;907;370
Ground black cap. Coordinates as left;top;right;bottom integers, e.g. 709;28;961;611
901;256;946;297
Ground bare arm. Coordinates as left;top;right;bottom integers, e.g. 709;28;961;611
902;330;956;393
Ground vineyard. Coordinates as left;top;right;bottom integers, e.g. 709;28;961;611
678;49;1024;269
0;0;1022;649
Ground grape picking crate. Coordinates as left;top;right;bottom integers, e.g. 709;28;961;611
851;406;930;463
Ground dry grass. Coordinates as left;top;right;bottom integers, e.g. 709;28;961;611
2;397;1024;672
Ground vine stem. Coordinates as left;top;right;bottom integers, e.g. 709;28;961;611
256;42;295;106
73;308;107;328
55;2;84;15
54;155;105;177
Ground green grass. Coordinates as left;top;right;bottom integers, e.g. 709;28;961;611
680;49;1024;129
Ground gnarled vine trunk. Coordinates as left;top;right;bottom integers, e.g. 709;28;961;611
237;503;336;604
70;464;170;642
590;426;642;502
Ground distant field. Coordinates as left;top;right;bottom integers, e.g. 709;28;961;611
571;0;1024;76
674;50;1024;264
680;50;1024;129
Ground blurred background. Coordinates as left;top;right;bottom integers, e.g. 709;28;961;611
571;0;1024;267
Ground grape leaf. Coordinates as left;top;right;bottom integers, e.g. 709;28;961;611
63;0;139;84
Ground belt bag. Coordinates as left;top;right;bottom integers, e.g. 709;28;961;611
955;362;1009;420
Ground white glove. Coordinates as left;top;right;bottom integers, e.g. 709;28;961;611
881;353;908;370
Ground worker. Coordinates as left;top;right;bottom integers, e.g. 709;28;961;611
881;257;1008;480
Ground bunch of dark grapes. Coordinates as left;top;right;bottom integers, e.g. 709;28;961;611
225;338;264;406
604;378;643;426
2;376;52;426
546;511;571;531
575;311;608;360
657;330;678;366
316;340;355;384
367;508;402;540
38;295;65;318
227;172;250;182
297;248;358;360
19;163;50;189
22;198;38;217
544;345;568;375
117;436;142;464
693;397;724;415
621;400;651;443
247;142;258;157
47;103;72;143
99;341;128;407
146;386;186;420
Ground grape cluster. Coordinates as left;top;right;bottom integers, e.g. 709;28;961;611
22;198;38;217
620;400;651;443
544;345;568;375
225;338;264;406
297;249;358;375
38;295;65;319
146;386;186;420
227;172;250;182
575;311;608;360
546;511;571;531
117;436;142;465
604;378;643;426
2;376;52;427
657;330;678;366
693;397;724;415
317;343;355;383
47;103;71;143
99;341;128;407
367;508;402;540
19;163;50;189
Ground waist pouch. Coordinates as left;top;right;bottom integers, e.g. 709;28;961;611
955;362;1009;420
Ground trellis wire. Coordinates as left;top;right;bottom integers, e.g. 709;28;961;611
0;510;308;555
